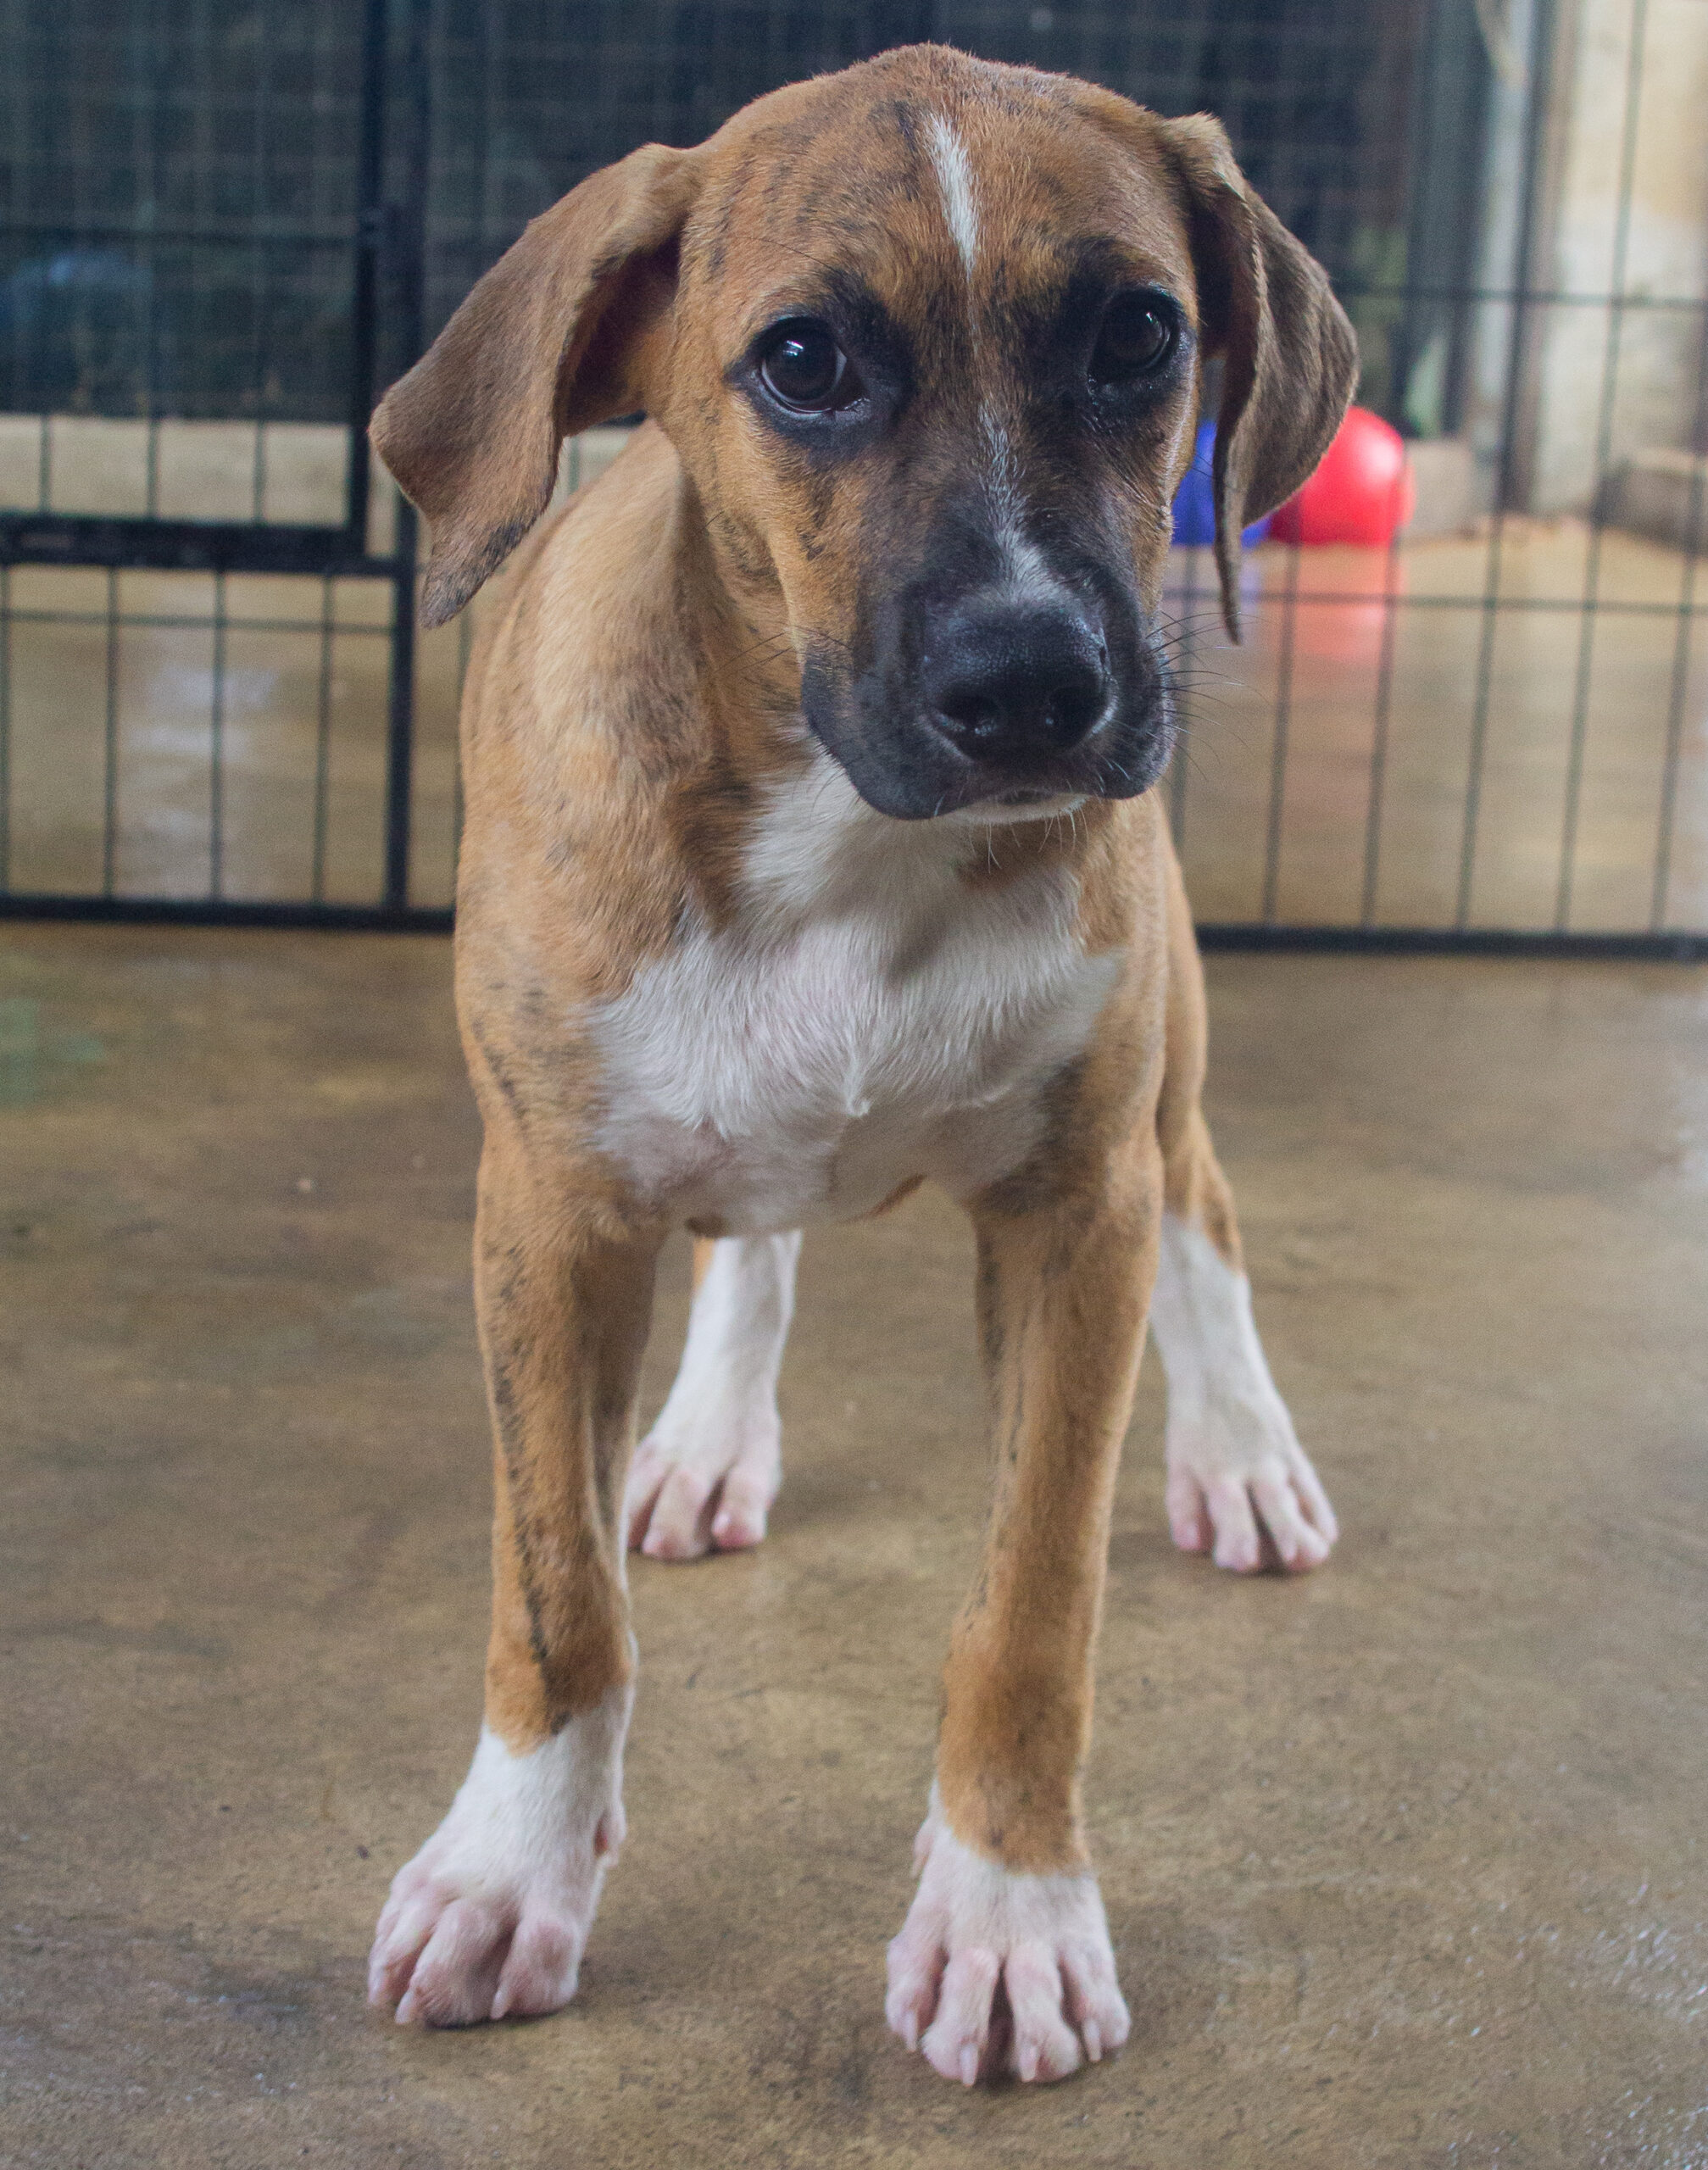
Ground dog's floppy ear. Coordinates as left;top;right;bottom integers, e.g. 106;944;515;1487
1160;114;1359;640
371;143;700;627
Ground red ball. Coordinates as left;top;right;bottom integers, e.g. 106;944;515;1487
1269;407;1416;546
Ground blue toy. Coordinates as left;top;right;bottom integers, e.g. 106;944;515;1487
1170;419;1269;548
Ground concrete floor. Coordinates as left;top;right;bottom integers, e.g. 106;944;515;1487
3;926;1705;2168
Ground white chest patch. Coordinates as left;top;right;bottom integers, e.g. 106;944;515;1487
587;760;1123;1232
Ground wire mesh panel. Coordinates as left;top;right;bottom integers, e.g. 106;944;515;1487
1164;0;1708;944
0;0;426;922
0;0;372;515
1;0;1705;948
412;0;1707;948
419;0;1439;344
0;561;431;904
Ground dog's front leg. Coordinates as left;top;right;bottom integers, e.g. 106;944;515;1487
887;1136;1160;2084
368;1136;661;2027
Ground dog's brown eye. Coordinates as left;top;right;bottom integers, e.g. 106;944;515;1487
758;320;850;411
1091;293;1175;384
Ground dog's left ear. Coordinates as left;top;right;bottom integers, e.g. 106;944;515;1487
1158;114;1359;640
372;143;701;627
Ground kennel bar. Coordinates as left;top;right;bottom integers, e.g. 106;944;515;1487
0;0;1705;954
0;0;429;924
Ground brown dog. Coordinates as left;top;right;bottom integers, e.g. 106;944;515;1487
364;45;1355;2085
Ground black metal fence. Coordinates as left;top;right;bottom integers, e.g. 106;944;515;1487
2;0;1705;955
0;0;430;924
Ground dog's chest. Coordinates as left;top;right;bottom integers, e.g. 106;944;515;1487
585;782;1123;1231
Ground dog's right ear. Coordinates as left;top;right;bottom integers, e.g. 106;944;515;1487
372;143;700;627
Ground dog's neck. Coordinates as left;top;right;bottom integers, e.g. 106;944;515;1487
653;436;1120;910
668;453;810;726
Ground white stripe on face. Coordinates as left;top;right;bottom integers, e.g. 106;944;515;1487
926;113;979;276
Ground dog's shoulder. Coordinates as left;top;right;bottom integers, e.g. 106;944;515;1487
464;424;692;742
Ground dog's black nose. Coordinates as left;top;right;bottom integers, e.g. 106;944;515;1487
923;603;1110;765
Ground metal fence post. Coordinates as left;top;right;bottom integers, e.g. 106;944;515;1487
381;0;432;915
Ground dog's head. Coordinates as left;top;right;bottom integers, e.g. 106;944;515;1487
376;47;1355;821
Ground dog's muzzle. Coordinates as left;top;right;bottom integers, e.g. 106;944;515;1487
804;583;1174;822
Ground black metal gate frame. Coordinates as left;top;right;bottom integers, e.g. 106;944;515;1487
0;0;447;934
1;0;1704;965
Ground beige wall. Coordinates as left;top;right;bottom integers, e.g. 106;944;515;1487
0;416;633;548
1530;0;1708;510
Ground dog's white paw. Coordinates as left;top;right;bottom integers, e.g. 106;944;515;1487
368;1697;628;2028
1164;1388;1338;1573
1150;1213;1337;1574
885;1801;1129;2085
624;1401;782;1558
626;1232;798;1560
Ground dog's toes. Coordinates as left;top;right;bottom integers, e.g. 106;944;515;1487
369;1718;621;2032
890;1806;1126;2087
1252;1469;1332;1572
1005;1943;1083;2083
709;1458;775;1549
638;1461;717;1558
1205;1474;1264;1572
629;1439;715;1557
1218;1457;1336;1574
374;1867;595;2029
392;1898;509;2028
628;1419;782;1561
1061;1937;1132;2064
1290;1451;1340;1546
366;1891;437;2011
1165;1464;1212;1553
489;1910;584;2021
919;1948;1001;2084
1171;1427;1338;1577
884;1924;946;2053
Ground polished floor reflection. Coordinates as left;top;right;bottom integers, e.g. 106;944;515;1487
1164;520;1708;934
4;470;1706;932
